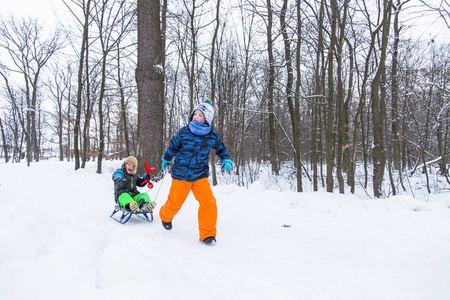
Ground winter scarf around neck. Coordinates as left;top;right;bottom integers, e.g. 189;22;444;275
188;121;211;136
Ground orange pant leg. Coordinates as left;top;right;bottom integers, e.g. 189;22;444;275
192;178;217;241
159;178;191;223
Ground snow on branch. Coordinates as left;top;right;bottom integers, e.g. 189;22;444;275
408;156;442;176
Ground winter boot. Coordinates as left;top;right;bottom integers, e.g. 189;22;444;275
162;220;172;230
125;200;139;213
202;236;216;245
141;201;156;212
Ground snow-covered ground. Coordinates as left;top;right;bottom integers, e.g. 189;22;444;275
1;160;450;300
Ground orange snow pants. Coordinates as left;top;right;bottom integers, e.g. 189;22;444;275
159;177;217;241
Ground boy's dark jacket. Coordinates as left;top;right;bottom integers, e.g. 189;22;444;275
112;163;146;199
163;126;230;182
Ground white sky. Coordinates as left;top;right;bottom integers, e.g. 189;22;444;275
403;0;450;42
1;0;71;27
1;0;449;43
3;0;449;40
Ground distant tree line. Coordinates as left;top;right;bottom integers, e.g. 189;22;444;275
0;0;449;198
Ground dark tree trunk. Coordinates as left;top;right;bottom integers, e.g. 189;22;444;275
312;0;325;191
0;116;8;162
74;0;91;170
266;0;279;175
136;0;165;175
281;0;302;192
371;0;392;198
326;0;338;192
117;46;130;157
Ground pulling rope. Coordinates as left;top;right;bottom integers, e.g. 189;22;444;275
142;161;167;204
148;169;167;203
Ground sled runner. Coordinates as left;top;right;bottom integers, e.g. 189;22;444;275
110;205;154;224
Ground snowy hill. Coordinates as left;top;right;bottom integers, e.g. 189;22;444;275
1;160;450;299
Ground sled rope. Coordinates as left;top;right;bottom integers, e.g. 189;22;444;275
147;169;167;203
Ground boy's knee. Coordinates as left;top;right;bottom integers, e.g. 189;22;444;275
142;193;151;202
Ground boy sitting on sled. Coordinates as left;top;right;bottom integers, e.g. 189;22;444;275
112;156;156;213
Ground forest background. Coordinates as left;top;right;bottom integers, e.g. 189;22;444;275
1;0;450;199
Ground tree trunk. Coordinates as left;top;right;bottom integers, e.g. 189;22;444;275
210;0;220;186
335;0;349;194
74;0;91;170
391;0;401;171
97;54;107;174
136;0;165;175
344;37;354;185
31;74;40;162
312;0;325;191
0;116;8;162
266;0;278;175
81;33;92;169
326;0;338;193
117;45;130;157
371;0;392;198
349;2;386;194
281;0;302;192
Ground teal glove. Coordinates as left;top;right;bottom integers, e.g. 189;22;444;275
221;159;233;171
162;156;171;170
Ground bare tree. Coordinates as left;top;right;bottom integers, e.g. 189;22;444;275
324;0;338;192
91;0;135;173
266;0;279;175
281;0;302;192
0;70;26;162
65;0;92;170
311;0;326;191
47;64;73;161
116;43;131;157
335;0;350;194
371;0;392;198
209;0;221;186
0;16;65;165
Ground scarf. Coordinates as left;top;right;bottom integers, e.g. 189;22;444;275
188;121;211;136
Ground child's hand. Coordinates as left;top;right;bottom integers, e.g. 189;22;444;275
162;156;171;170
142;173;151;181
221;159;233;171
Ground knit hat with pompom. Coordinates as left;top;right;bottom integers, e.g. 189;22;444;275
189;99;215;126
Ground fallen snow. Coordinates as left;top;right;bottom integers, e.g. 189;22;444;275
1;160;450;299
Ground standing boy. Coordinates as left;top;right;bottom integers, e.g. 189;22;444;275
160;99;233;244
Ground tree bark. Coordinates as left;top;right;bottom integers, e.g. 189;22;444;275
326;0;338;192
74;0;91;170
312;0;325;191
136;0;165;175
210;0;220;186
371;0;392;198
335;0;349;194
281;0;302;192
117;45;130;157
0;116;8;162
266;0;279;175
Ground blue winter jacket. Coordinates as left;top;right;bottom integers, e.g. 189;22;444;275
163;125;231;182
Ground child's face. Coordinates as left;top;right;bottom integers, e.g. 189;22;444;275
125;163;135;174
192;110;206;124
